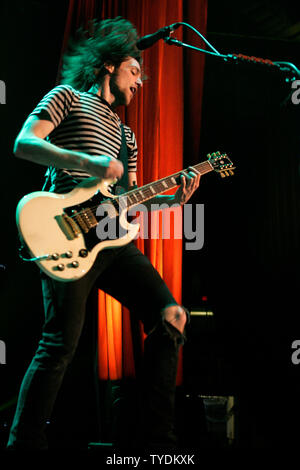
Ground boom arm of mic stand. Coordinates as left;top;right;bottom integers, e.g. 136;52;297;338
164;37;227;58
165;37;300;81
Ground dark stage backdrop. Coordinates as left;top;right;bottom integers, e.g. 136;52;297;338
1;0;300;449
182;10;300;447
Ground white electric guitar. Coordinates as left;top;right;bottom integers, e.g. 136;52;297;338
16;152;234;282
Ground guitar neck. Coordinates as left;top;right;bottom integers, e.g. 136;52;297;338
119;160;214;208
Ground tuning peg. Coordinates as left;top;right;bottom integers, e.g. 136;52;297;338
220;172;226;178
229;169;234;175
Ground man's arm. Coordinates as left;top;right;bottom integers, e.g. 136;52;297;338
13;116;124;181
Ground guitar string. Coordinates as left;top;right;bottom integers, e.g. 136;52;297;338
65;157;234;229
66;161;215;224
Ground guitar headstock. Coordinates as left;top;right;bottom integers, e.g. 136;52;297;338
208;151;235;178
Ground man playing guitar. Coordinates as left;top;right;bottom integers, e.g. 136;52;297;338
7;17;200;449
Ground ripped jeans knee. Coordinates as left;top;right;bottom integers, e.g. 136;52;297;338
162;304;190;333
146;305;190;348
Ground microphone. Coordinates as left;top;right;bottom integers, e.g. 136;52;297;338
136;23;181;50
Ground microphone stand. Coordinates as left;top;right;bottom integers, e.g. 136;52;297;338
164;36;300;82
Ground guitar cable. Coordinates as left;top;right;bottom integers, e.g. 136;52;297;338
17;237;50;262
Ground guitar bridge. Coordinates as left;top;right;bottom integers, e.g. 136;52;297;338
55;214;81;240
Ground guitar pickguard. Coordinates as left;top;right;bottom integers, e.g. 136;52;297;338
62;191;127;251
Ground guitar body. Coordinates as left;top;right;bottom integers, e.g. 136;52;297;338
16;177;140;282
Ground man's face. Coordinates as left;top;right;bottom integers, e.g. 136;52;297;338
109;57;142;107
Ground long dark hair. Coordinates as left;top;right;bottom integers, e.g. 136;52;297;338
60;17;142;91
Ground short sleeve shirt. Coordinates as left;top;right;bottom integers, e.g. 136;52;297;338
29;84;138;193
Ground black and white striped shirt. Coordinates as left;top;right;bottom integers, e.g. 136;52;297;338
29;84;138;193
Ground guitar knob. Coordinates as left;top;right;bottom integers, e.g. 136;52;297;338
79;249;88;258
65;251;73;258
71;261;79;268
57;264;65;271
51;253;60;260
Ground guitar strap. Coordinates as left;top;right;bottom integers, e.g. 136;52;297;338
115;123;128;194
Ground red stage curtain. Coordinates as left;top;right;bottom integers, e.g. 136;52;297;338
98;0;185;383
57;0;207;384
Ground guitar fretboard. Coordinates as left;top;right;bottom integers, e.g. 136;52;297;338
67;160;215;231
118;160;213;209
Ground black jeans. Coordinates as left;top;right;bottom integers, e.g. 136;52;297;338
7;242;184;449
